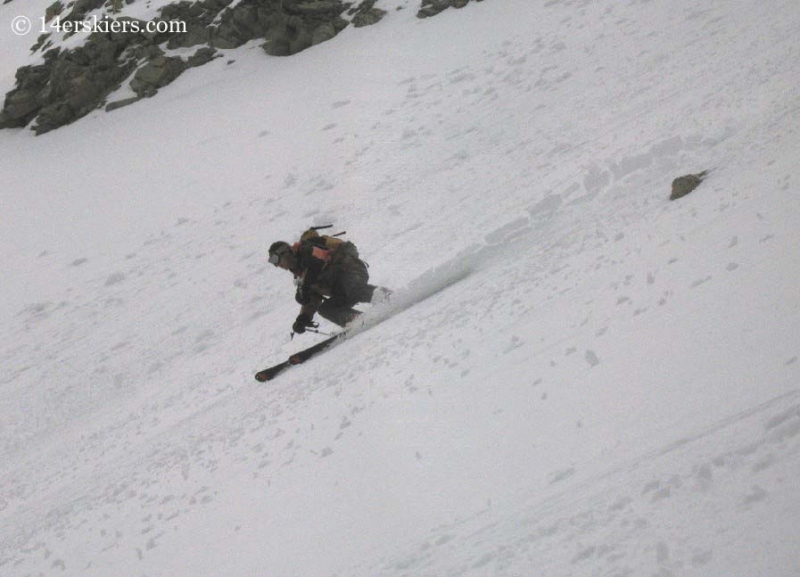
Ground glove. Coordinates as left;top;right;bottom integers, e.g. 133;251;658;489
292;313;316;334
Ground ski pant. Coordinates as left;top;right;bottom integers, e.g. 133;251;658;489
314;257;377;327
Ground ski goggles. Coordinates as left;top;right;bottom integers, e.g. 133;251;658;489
269;246;291;265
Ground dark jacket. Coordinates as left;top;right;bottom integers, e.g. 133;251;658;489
292;239;368;314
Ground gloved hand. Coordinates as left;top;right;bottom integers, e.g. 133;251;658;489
292;313;316;334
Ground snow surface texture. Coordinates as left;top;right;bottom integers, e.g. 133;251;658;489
1;0;799;575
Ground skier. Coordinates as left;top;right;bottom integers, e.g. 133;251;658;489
268;229;389;335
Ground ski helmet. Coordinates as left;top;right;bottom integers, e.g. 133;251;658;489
268;241;292;265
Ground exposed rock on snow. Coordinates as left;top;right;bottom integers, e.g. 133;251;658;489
63;0;106;22
45;1;64;23
129;54;187;97
417;0;483;19
0;33;141;134
670;170;709;200
0;1;319;131
350;0;387;28
0;0;486;134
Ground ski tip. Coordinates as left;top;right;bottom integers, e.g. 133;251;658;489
255;370;278;382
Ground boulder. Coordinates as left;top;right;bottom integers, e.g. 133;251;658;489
130;56;188;97
167;24;212;49
35;102;77;134
417;0;482;19
670;171;709;201
45;1;64;22
262;16;313;56
202;0;235;10
0;53;57;129
161;0;225;48
187;47;218;68
353;8;387;27
213;2;265;48
286;1;344;17
105;95;143;112
418;0;450;18
0;86;43;128
31;33;54;54
311;22;338;46
64;0;106;21
31;36;139;133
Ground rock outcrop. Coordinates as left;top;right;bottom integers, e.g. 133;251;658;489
350;0;387;27
1;0;485;134
417;0;483;19
0;31;144;134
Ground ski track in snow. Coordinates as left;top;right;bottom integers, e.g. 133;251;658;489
369;391;800;576
1;0;799;575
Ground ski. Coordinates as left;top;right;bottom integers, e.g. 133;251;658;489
254;332;346;382
254;267;471;382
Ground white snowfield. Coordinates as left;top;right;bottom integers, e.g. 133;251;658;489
1;0;799;575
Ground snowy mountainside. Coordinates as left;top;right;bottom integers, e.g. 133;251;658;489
1;0;800;576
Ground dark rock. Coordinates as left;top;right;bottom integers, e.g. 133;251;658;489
213;2;265;49
64;0;106;22
167;24;212;49
0;87;43;128
418;0;449;18
35;102;78;134
187;47;218;68
353;8;386;27
332;16;350;33
32;35;140;133
286;1;345;17
417;0;482;19
45;1;64;22
129;56;188;97
203;0;234;9
670;171;709;201
0;57;56;129
353;7;386;27
131;43;165;62
311;22;337;45
105;95;143;112
31;33;53;54
159;0;209;22
160;0;222;47
262;15;313;56
2;0;353;133
108;17;148;44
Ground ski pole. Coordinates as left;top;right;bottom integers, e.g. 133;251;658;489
306;328;334;336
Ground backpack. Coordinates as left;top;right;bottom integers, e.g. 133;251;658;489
299;226;359;260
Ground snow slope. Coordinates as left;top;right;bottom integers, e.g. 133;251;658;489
1;0;799;575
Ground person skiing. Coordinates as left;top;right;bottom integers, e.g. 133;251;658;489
268;228;389;335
